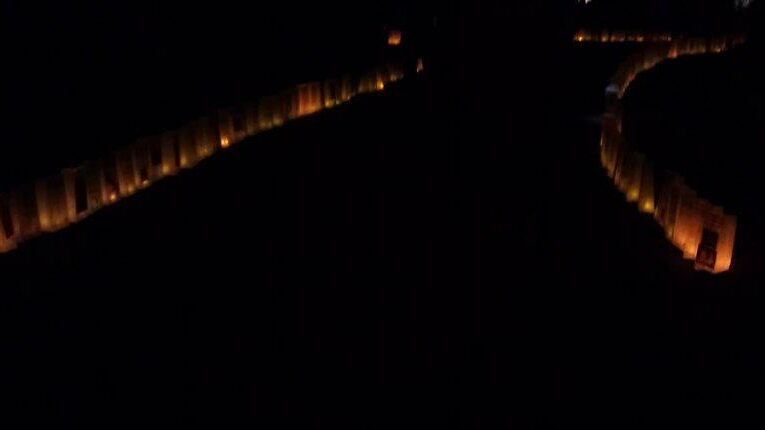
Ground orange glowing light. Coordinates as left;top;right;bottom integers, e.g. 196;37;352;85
109;192;118;202
387;30;402;46
221;137;230;148
376;81;385;90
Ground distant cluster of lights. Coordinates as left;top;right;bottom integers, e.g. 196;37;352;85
387;30;402;46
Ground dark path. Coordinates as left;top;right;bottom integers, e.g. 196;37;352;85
2;4;763;428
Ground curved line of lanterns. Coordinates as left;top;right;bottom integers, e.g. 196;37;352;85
577;30;746;273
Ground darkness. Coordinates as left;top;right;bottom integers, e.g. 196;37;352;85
2;1;763;427
575;0;748;33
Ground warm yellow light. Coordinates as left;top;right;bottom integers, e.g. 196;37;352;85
221;137;230;148
109;192;118;202
376;81;385;90
416;58;425;73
